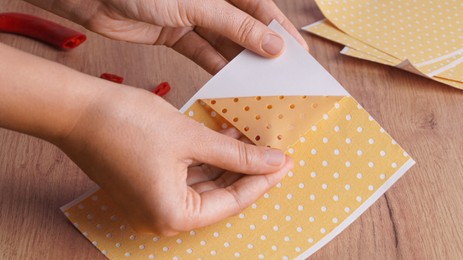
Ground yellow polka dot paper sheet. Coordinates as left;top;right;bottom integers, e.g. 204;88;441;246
303;19;401;66
303;11;463;89
302;19;463;89
339;45;463;89
436;62;463;83
340;47;396;66
61;21;415;259
315;0;463;72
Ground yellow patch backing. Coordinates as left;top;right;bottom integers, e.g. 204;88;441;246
203;96;342;150
315;0;463;65
304;16;463;89
63;96;411;259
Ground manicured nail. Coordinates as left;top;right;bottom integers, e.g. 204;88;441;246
262;33;284;56
266;149;285;166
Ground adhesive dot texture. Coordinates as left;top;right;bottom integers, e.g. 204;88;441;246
203;96;342;150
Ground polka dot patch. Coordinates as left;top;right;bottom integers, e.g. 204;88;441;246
316;0;463;64
304;2;463;90
341;47;398;66
304;20;401;65
203;96;342;150
184;100;230;132
62;96;412;259
436;62;463;83
341;48;463;89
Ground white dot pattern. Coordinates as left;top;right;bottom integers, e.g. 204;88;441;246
62;96;411;259
317;0;463;65
304;3;463;89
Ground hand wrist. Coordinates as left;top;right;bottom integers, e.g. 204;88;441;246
56;83;169;150
0;44;108;144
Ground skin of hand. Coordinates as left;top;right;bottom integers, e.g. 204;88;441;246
62;86;294;235
25;0;309;74
8;0;306;235
0;43;294;235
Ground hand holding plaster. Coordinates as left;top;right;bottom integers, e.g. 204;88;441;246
58;86;293;235
25;0;308;74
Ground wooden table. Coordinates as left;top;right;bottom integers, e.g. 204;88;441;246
1;0;463;259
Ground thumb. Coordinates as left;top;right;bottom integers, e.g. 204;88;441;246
189;0;285;57
190;127;288;174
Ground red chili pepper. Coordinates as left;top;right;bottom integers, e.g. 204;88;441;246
153;82;171;97
100;73;124;84
0;12;86;50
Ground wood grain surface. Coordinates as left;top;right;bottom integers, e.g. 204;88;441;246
1;0;463;259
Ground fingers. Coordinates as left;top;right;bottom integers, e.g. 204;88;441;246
186;164;224;186
172;0;309;72
187;128;251;186
171;30;228;74
194;27;244;61
186;128;247;185
188;0;285;58
220;127;243;139
191;126;289;175
190;171;243;193
187;158;293;228
228;0;309;50
189;127;242;167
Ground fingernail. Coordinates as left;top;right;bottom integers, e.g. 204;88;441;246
266;149;285;166
262;33;284;56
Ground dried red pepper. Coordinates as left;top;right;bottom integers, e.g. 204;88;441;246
99;73;171;97
152;82;171;97
100;73;124;84
0;12;86;50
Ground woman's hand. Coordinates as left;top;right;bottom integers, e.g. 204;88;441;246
0;43;293;235
58;86;293;235
26;0;308;74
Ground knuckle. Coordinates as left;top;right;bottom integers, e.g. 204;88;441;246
159;191;202;233
226;185;245;213
236;16;258;45
176;0;193;26
236;142;256;170
214;176;227;187
190;42;210;63
263;173;273;187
